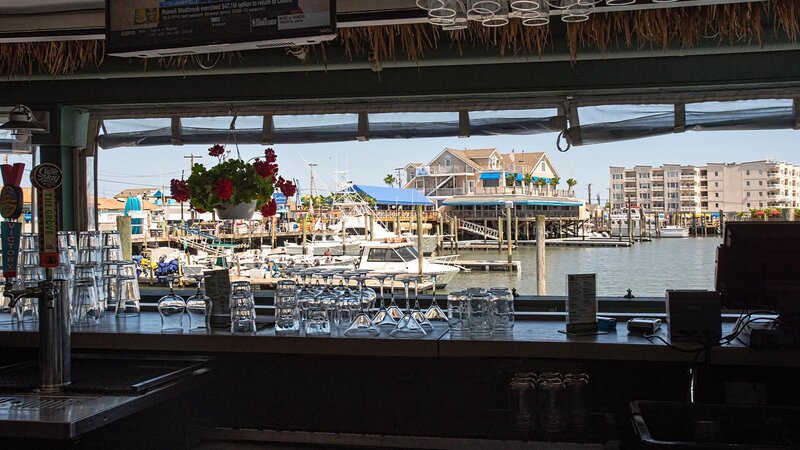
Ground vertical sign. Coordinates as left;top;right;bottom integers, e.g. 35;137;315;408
1;162;25;277
566;273;598;334
30;163;63;268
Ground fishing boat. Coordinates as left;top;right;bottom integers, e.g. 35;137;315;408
357;239;460;288
660;225;690;238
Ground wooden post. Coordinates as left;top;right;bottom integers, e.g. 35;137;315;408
618;220;622;242
639;208;646;241
514;215;519;245
526;220;530;241
483;220;488;244
416;205;424;275
341;215;347;254
454;217;459;252
703;216;708;237
271;215;277;249
498;217;504;251
301;213;307;255
719;209;725;238
692;213;697;237
395;210;400;236
116;216;132;260
536;215;546;295
369;215;374;241
364;215;370;240
506;203;513;264
627;207;633;243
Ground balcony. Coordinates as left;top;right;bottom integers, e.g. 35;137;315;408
427;165;476;175
679;185;697;191
624;186;636;192
652;175;664;180
680;195;698;202
680;174;697;180
652;195;664;201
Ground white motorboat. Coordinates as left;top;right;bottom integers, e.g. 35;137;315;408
357;240;460;288
660;225;690;238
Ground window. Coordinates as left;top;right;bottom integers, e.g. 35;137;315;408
714;171;719;176
541;162;545;171
444;158;451;167
746;181;750;187
759;192;763;197
639;183;650;189
747;192;751;197
715;203;719;208
667;171;678;177
746;170;750;175
747;203;751;208
639;173;650;178
612;174;623;180
667;182;678;188
715;193;719;198
639;193;650;199
490;156;498;168
759;181;763;186
668;193;678;199
759;202;763;207
714;182;719;187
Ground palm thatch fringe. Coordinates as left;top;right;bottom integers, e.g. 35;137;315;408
0;0;796;78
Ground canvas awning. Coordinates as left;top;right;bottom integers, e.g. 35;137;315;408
351;185;432;206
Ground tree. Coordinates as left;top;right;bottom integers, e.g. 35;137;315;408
505;173;517;194
535;178;547;195
566;178;577;197
523;173;533;195
549;177;560;195
384;174;397;188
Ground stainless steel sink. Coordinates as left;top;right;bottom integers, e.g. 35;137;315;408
0;354;212;440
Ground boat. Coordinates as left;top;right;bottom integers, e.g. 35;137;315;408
357;239;460;288
660;225;690;238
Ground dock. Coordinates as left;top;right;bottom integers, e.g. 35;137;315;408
455;260;521;272
539;238;634;248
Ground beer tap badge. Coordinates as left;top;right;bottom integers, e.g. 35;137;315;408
31;163;62;268
0;162;24;277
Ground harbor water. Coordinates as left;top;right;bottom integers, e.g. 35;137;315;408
445;237;721;297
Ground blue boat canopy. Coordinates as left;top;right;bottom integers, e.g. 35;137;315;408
479;172;501;180
351;185;433;206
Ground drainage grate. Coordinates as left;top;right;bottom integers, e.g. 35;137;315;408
0;396;86;409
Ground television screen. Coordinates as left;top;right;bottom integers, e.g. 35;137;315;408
715;221;800;313
106;0;336;57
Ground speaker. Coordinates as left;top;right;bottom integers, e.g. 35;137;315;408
666;290;721;345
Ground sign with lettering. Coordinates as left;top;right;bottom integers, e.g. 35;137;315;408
1;221;21;278
30;163;63;190
0;185;23;220
37;189;59;268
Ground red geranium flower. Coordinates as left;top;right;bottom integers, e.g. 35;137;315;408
276;176;296;197
261;199;277;217
215;177;234;201
265;148;277;164
208;144;225;157
170;179;190;202
254;158;278;179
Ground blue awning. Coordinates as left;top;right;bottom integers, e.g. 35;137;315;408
479;172;501;180
351;185;433;206
515;173;523;181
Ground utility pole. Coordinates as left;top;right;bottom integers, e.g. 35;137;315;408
184;153;202;222
587;183;592;206
308;163;318;207
394;167;404;188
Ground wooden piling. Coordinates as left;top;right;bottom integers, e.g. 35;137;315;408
301;213;307;254
454;217;459;252
369;215;374;241
498;217;504;251
416;205;424;275
639;208;646;241
271;215;277;249
626;207;633;243
536;215;546;295
507;204;513;264
116;216;132;260
514;216;519;246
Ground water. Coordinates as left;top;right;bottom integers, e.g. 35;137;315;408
444;237;721;297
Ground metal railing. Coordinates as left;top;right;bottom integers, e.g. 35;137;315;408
426;165;477;175
459;219;499;240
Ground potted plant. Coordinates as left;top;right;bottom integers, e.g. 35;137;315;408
170;145;296;220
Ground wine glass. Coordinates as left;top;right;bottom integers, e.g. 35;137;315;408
158;277;186;333
384;273;404;320
344;275;380;337
370;273;397;328
390;275;427;338
186;278;212;332
424;272;448;322
409;276;434;331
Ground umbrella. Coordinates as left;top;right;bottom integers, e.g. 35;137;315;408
124;196;143;234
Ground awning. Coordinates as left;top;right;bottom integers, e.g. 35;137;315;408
479;172;501;180
351;185;433;206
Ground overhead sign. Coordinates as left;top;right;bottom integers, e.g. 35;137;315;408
1;221;21;278
0;186;24;220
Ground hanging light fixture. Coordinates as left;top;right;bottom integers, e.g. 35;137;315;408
0;104;46;134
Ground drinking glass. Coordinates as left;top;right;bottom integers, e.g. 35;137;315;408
274;279;299;336
72;278;100;328
344;275;380;337
390;275;427;338
305;295;331;336
447;290;469;333
102;231;121;248
78;231;101;249
115;275;141;318
370;273;397;327
510;376;536;432
468;291;493;337
489;287;515;333
186;278;212;332
564;373;589;431
424;272;448;322
158;279;186;333
102;245;123;262
77;248;102;265
539;377;567;433
20;233;38;251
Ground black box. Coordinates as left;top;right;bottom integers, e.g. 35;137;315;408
666;290;721;345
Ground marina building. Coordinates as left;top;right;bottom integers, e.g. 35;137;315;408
610;160;800;214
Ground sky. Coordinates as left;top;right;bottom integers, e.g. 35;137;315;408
3;118;798;203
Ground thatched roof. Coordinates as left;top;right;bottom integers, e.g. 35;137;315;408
0;1;796;78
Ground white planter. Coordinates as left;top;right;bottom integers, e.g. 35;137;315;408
215;201;256;220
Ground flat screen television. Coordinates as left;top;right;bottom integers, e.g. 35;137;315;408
106;0;337;58
715;221;800;315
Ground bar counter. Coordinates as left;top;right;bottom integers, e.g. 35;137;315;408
2;313;797;367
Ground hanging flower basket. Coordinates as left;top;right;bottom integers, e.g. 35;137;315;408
169;144;296;220
216;201;257;220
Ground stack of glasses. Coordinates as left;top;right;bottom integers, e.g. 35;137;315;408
13;233;44;323
275;268;449;338
508;372;590;437
447;287;515;337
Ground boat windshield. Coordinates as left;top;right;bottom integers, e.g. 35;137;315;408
395;246;419;262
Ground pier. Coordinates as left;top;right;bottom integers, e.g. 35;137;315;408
455;260;521;272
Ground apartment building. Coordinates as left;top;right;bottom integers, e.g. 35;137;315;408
610;160;800;214
405;148;560;201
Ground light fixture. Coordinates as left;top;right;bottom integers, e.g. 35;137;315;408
0;104;46;133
